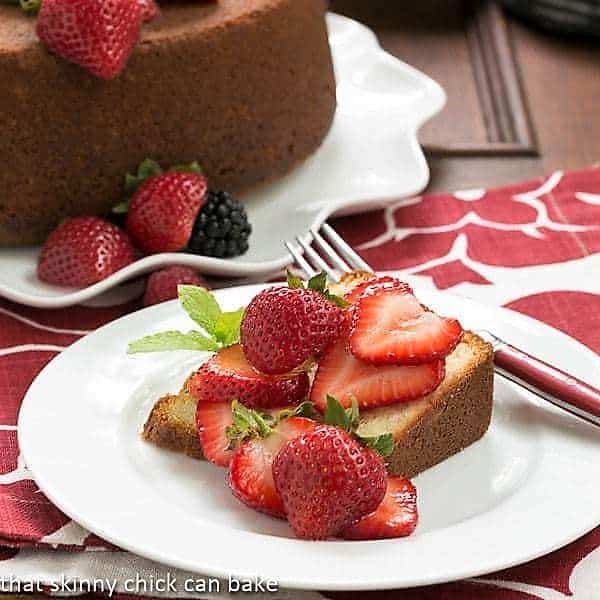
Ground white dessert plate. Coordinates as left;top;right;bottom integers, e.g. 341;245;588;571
0;13;445;309
19;283;600;591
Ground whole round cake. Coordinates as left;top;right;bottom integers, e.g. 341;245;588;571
0;0;336;246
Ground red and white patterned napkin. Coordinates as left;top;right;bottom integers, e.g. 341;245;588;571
1;167;599;599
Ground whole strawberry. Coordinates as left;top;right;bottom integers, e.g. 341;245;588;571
36;0;143;80
241;286;344;375
273;425;387;540
38;216;136;287
126;173;208;255
143;266;206;307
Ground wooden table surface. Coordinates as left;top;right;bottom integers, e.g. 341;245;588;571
333;0;600;194
3;1;599;598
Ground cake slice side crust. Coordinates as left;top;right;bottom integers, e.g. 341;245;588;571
142;377;204;460
356;332;494;478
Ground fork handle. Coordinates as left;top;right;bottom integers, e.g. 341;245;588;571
494;343;600;426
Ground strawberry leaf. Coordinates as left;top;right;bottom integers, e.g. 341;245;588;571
123;158;163;197
307;271;327;293
324;395;353;431
276;401;318;423
19;0;40;12
127;330;219;354
360;434;394;458
287;270;305;289
178;285;221;336
1;0;40;13
112;200;130;215
214;307;245;347
169;161;204;175
226;401;275;449
324;290;349;309
287;271;349;308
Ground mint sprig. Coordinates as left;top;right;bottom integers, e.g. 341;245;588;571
127;330;219;354
324;395;394;458
286;270;349;308
127;286;244;354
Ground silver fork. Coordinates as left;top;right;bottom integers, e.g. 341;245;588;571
286;224;600;427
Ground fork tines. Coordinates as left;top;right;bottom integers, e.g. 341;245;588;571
285;223;372;282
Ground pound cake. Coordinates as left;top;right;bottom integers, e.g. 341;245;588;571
0;0;336;246
142;275;494;478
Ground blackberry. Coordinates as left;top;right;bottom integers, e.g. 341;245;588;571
187;190;252;258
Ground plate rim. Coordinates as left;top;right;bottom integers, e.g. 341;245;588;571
18;283;600;590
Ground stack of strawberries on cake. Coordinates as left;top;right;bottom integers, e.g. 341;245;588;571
140;272;494;541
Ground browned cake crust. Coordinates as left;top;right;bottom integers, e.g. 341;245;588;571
357;332;494;478
0;0;336;245
142;377;204;459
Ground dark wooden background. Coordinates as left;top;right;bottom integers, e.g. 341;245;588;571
3;1;600;599
332;0;600;193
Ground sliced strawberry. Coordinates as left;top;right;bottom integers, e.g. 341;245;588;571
311;325;444;411
188;344;310;409
196;401;234;467
341;476;418;540
344;276;412;304
350;286;463;365
228;416;318;518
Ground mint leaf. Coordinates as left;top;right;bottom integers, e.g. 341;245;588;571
178;285;221;335
127;330;218;354
360;434;394;458
287;270;305;289
214;307;245;346
169;161;203;175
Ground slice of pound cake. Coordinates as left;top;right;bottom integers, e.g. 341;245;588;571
142;274;494;478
